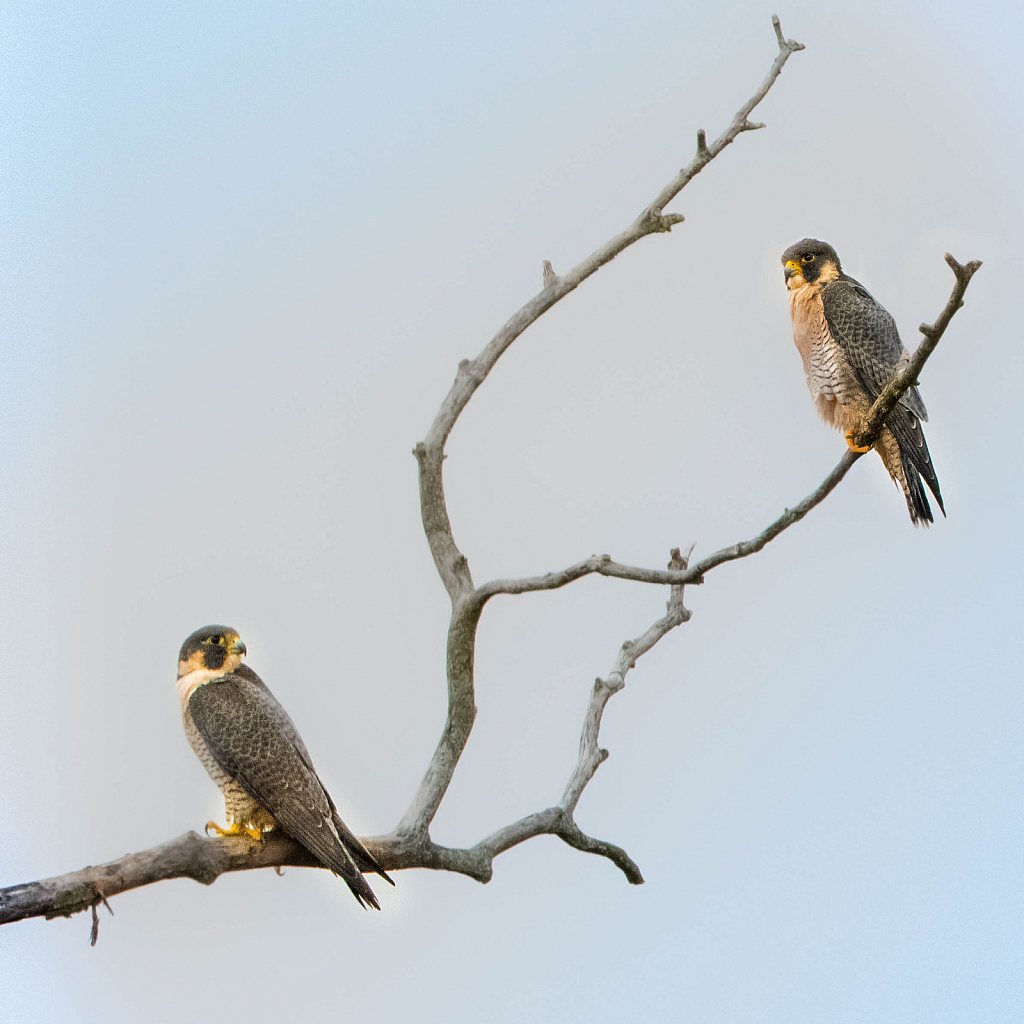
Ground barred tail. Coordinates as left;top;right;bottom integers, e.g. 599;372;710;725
876;423;943;528
900;448;935;527
337;867;381;911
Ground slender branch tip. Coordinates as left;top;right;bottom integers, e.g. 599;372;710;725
772;15;804;52
845;250;979;451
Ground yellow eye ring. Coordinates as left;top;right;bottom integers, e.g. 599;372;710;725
802;254;815;263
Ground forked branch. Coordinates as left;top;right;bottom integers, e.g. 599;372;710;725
9;19;977;937
3;17;808;934
402;13;805;853
849;254;982;449
388;247;980;882
413;16;804;607
0;245;979;934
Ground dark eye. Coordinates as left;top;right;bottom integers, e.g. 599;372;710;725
802;254;815;263
209;635;223;645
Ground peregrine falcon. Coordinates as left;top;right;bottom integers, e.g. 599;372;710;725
176;625;393;909
781;238;944;526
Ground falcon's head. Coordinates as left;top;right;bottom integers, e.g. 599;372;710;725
177;625;247;678
781;238;842;288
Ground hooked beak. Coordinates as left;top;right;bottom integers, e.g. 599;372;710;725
229;638;247;657
784;259;802;281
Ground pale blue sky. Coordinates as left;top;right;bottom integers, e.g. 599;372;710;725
2;2;1021;1021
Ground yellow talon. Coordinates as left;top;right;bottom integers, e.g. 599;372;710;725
205;820;265;843
845;431;871;453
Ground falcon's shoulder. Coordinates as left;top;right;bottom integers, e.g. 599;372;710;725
188;671;390;900
821;275;904;401
188;675;335;851
187;672;274;767
232;664;315;763
233;666;393;884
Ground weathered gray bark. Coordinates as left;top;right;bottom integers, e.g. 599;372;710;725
0;16;979;944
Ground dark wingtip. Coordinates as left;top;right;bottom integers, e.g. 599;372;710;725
357;852;394;886
904;466;934;527
924;472;944;518
344;874;382;910
331;812;396;886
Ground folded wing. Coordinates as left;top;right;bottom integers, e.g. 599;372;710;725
189;673;388;909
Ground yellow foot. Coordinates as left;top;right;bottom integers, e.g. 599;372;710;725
844;431;871;454
205;820;264;843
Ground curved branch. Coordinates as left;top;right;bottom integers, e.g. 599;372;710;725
421;18;803;466
850;254;982;449
0;814;641;932
393;597;483;835
560;547;693;818
691;251;981;576
403;14;805;848
1;249;979;935
0;831;323;930
414;16;803;606
476;553;697;600
687;452;858;579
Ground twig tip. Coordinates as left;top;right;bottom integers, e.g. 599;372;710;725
772;14;804;52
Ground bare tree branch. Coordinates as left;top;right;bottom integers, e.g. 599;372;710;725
560;547;694;820
0;246;979;934
0;831;319;928
849;254;982;449
13;19;984;932
392;248;981;883
476;553;696;599
2;19;806;935
470;253;976;601
413;16;803;603
657;252;982;582
402;13;804;848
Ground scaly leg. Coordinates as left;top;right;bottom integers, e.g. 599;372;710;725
844;431;871;453
205;820;264;843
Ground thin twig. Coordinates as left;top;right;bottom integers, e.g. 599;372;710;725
476;554;696;600
560;547;693;818
850;254;982;448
